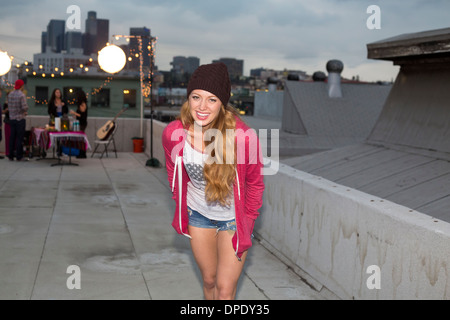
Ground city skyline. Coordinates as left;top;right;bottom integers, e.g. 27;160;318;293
1;0;449;82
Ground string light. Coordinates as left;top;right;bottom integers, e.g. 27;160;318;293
2;32;158;105
101;33;157;99
1;59;115;105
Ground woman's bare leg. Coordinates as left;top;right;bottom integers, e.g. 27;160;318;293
188;225;218;300
215;229;247;300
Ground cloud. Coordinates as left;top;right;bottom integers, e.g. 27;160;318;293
1;0;449;81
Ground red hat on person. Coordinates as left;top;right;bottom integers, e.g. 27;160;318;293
14;79;24;90
187;62;231;107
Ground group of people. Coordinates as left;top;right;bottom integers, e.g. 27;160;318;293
47;87;88;132
0;80;88;160
47;88;88;158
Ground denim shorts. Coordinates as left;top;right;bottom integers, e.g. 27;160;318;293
188;207;237;232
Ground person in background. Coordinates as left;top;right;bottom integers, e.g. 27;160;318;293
8;79;28;161
0;90;4;159
1;91;10;158
47;88;68;120
69;91;88;158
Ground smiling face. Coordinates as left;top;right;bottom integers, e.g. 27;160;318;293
189;89;222;127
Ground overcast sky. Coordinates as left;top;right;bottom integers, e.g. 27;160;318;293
1;0;449;82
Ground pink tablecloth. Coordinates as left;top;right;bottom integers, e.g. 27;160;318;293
32;128;91;151
48;131;91;151
31;127;49;150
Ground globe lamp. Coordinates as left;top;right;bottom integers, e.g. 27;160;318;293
98;44;126;74
0;51;12;76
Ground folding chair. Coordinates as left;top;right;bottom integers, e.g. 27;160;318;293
91;125;118;159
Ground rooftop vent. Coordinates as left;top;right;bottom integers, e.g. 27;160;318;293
287;74;300;81
267;77;278;92
326;59;344;98
312;71;326;82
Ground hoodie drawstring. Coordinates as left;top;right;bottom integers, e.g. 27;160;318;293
173;155;192;239
235;168;241;201
234;168;241;260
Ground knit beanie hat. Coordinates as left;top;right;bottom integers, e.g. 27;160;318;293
187;62;231;107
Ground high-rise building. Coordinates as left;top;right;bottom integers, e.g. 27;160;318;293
171;56;200;75
212;58;244;79
128;27;152;69
250;67;265;78
84;11;109;56
46;20;65;53
41;32;47;53
65;31;83;54
37;16;90;73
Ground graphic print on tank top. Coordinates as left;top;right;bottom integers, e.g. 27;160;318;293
184;162;206;187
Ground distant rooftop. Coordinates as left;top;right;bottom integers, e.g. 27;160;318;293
282;27;450;223
367;27;450;62
282;81;390;138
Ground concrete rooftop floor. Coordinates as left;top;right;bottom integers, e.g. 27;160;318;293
0;152;334;300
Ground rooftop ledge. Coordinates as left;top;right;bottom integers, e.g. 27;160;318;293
367;27;450;63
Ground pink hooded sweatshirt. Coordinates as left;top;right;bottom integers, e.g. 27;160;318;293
162;117;265;259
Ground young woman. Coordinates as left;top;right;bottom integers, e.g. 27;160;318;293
69;91;88;158
48;88;68;119
162;62;264;300
69;92;88;132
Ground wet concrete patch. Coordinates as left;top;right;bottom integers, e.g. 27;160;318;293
61;184;120;208
81;249;191;275
66;184;114;196
91;195;120;207
121;195;157;207
115;183;141;193
140;249;191;266
82;253;141;275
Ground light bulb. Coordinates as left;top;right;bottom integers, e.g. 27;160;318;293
0;51;12;76
98;44;126;74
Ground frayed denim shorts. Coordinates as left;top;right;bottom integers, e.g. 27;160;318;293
187;207;237;232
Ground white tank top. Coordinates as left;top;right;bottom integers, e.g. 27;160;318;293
183;138;235;221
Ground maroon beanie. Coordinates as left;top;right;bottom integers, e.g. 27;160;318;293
187;62;231;106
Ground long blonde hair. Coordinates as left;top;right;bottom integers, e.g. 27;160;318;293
179;101;240;206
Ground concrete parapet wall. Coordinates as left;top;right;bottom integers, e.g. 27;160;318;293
255;162;450;300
